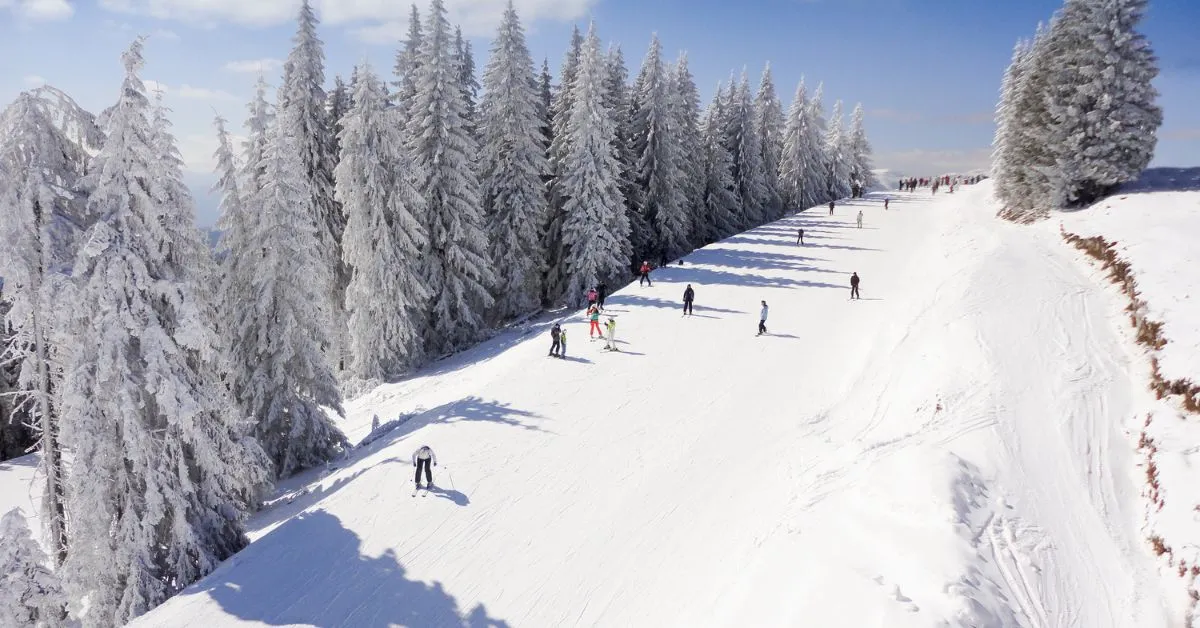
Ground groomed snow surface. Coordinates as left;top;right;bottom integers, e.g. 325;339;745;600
11;181;1189;626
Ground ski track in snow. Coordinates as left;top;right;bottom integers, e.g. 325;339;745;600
105;185;1165;626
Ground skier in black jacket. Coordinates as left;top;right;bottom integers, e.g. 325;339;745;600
548;323;562;357
597;282;608;310
682;284;695;315
850;272;861;300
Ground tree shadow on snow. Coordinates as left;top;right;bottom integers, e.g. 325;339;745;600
611;295;747;315
200;509;510;627
253;397;542;532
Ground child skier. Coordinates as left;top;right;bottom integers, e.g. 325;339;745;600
559;328;567;358
884;197;890;210
586;287;598;307
682;284;695;315
604;317;618;351
639;261;653;287
587;305;603;338
828;201;835;215
412;445;437;490
856;210;864;228
549;323;562;357
757;301;768;336
797;228;805;245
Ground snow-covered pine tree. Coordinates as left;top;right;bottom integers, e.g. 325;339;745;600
846;103;876;196
670;54;706;248
725;71;769;229
559;22;631;306
0;87;101;566
1044;0;1161;207
454;26;480;140
778;79;812;211
236;109;348;477
0;509;65;628
753;63;785;220
823;100;852;202
213;116;258;409
241;75;274;197
408;0;496;354
603;45;643;270
992;39;1032;215
327;74;351;162
543;25;584;304
539;58;553;148
698;83;741;244
392;4;424;125
1003;21;1059;221
278;0;346;373
479;3;549;321
336;64;430;379
807;83;832;205
61;40;271;625
631;34;689;262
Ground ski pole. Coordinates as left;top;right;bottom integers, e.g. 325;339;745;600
445;467;456;492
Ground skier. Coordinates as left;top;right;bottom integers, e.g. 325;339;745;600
856;210;864;229
412;445;437;490
639;261;653;287
604;316;618;351
884;197;889;210
850;272;861;300
586;287;598;307
560;327;567;358
683;284;695;316
796;228;805;245
828;201;835;215
757;300;768;336
549;323;562;357
587;304;603;338
597;281;608;310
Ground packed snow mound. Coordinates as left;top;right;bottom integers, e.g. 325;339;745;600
112;184;1166;626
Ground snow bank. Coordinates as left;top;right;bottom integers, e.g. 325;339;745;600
1051;178;1200;623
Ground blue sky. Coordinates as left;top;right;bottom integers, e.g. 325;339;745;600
2;0;1197;226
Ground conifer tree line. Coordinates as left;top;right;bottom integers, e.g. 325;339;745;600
0;0;877;623
991;0;1161;223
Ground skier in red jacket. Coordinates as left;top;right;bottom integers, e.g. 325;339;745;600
639;261;653;287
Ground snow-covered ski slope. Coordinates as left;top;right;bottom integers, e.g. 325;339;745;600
131;184;1169;627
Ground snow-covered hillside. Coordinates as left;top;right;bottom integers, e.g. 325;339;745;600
113;183;1168;627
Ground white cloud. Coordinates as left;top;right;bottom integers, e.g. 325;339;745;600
224;58;283;74
177;132;220;173
0;0;73;20
874;148;993;177
151;28;181;41
23;74;47;86
97;0;595;39
177;84;239;101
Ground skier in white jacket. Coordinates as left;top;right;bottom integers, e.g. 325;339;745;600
757;301;768;336
412;445;438;489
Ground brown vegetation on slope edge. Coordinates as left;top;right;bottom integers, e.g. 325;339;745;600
1060;225;1200;619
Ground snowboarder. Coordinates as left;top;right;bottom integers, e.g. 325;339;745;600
856;210;864;229
412;445;437;489
639;261;653;287
549;323;562;357
586;287;598;307
850;272;861;300
587;305;603;338
828;201;835;215
797;228;805;245
757;301;768;336
597;281;608;310
683;284;695;316
604;317;618;351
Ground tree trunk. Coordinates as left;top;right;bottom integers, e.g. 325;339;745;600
32;277;67;566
